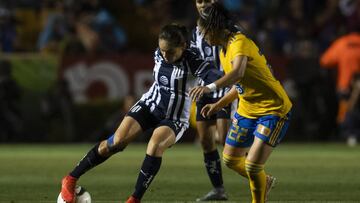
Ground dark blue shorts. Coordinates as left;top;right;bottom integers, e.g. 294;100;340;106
196;97;232;121
127;102;188;142
226;111;292;147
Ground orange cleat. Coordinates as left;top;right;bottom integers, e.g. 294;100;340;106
126;195;141;203
60;175;77;203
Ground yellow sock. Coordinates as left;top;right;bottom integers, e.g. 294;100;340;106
222;153;248;178
245;160;266;203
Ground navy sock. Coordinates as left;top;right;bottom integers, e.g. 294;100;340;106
70;143;109;179
132;154;162;199
204;150;223;188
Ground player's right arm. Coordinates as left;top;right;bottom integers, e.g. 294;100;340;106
201;86;238;118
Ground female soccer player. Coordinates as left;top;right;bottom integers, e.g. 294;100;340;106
191;0;232;201
59;23;222;203
190;3;292;203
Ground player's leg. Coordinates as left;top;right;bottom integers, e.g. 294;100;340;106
128;121;185;202
60;116;143;203
216;118;230;145
245;138;272;203
215;102;232;145
196;120;227;201
60;102;151;203
196;100;227;201
222;113;255;178
245;112;291;203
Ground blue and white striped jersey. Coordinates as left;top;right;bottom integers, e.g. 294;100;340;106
139;48;223;126
190;26;229;99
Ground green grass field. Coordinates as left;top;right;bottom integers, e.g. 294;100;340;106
0;143;359;203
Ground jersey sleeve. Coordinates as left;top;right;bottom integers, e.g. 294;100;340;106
230;36;252;60
186;50;223;83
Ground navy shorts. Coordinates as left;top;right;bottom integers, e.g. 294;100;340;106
127;102;188;142
196;97;232;121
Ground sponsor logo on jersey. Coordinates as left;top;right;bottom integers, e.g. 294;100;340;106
159;75;169;85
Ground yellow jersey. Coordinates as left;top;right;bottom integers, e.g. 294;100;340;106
220;33;292;118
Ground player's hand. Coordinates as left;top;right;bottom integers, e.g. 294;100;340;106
189;86;211;101
201;103;220;118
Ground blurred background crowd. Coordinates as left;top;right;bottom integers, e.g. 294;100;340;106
1;0;359;145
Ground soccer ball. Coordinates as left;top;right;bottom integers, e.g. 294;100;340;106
57;185;91;203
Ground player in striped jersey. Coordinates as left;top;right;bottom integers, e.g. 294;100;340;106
191;0;232;201
59;24;223;203
190;3;292;203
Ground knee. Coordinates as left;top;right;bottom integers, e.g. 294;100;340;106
99;134;128;156
245;160;264;175
222;154;235;169
222;153;243;170
198;133;215;152
147;140;167;156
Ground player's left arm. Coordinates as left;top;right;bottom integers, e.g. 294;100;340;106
201;86;238;118
190;55;247;101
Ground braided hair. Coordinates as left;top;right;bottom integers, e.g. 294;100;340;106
159;23;189;48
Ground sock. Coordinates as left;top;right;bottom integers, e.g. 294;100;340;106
222;153;248;178
132;154;162;199
245;160;266;203
70;143;109;179
204;150;224;188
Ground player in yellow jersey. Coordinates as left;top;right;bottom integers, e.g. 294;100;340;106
190;3;292;203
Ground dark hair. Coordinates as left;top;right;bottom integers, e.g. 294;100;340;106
198;2;250;40
198;2;237;36
159;23;189;47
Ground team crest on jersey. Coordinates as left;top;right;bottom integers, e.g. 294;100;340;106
235;84;244;94
204;46;212;56
159;76;169;86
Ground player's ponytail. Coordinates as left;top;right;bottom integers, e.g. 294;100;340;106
159;23;189;48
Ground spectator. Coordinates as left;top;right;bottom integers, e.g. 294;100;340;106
342;74;360;146
320;25;360;142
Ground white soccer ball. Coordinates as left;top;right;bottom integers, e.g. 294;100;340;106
57;185;91;203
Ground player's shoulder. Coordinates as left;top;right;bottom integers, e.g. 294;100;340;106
190;26;201;41
182;48;198;60
191;26;199;34
154;48;163;62
154;48;160;56
231;32;248;43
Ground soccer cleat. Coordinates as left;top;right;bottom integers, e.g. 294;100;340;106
265;175;276;202
126;195;141;203
196;188;228;201
60;175;77;203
